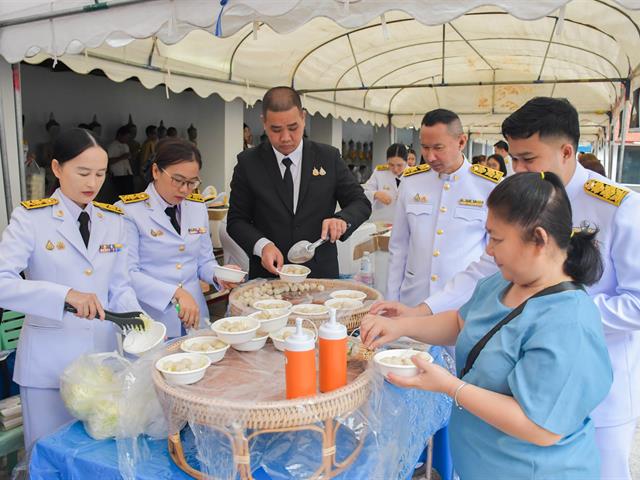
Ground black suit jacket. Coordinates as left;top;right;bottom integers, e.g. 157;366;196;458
227;140;371;279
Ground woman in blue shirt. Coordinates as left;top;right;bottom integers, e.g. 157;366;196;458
361;172;612;478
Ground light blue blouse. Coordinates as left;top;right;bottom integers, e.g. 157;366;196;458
451;272;612;479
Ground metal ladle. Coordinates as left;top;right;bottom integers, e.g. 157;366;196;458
287;237;327;264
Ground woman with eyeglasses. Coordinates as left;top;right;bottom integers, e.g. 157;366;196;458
116;138;241;337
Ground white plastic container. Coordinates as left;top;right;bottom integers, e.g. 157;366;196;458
180;336;229;363
373;349;434;378
155;352;211;385
248;309;290;333
210;317;259;345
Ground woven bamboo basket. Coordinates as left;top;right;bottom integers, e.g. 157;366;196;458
229;278;382;331
153;340;372;479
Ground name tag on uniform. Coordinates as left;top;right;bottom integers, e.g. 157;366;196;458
459;199;484;207
188;227;207;234
99;243;123;253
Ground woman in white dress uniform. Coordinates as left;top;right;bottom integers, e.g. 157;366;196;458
117;138;240;338
0;129;142;451
362;143;408;223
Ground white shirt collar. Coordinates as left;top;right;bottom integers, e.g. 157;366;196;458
272;139;304;168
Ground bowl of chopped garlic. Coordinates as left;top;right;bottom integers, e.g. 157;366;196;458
373;349;434;378
210;316;260;345
276;264;311;283
155;352;211;385
181;336;230;363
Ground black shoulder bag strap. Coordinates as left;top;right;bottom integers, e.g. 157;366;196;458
460;281;583;379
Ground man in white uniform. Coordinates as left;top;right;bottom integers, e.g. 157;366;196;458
362;143;407;223
493;140;515;176
386;109;501;307
375;97;640;480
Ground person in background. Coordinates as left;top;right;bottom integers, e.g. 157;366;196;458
107;126;134;196
579;152;607;176
361;171;612;479
471;155;487;165
243;123;254;150
138;125;158;180
227;86;371;279
0;128;142;451
363;143;407;223
407;148;418;167
116;138;242;338
486;153;508;176
167;127;178;138
493;140;514;175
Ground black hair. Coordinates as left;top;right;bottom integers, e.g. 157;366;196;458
502;97;580;152
167;127;178;137
487;153;508;176
493;140;509;152
487;172;602;286
145;125;157;137
421;108;463;136
52;128;99;165
154;138;202;171
472;155;486;165
243;123;250;129
407;148;417;156
262;86;303;117
77;123;90;130
116;126;129;138
386;143;408;161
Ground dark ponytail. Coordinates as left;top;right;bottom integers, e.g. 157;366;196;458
487;172;603;286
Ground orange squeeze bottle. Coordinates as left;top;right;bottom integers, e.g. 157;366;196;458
319;308;347;393
284;318;317;399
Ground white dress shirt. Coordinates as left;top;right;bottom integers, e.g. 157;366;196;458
252;140;304;257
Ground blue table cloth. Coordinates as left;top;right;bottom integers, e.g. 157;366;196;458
30;348;452;480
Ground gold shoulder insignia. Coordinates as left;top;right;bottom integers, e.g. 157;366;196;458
119;192;149;204
403;164;431;177
92;201;124;215
583;179;629;207
21;198;59;210
186;193;205;203
470;164;503;183
376;164;389;171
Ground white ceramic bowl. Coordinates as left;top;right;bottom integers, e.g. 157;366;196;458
123;321;167;356
213;265;247;283
248;309;290;333
270;326;318;352
155;352;211;385
324;298;363;311
277;264;311;283
373;349;434;378
330;289;368;302
253;299;293;311
210;316;259;345
291;303;329;316
232;331;269;352
180;336;229;363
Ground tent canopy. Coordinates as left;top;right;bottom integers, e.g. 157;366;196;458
2;0;640;139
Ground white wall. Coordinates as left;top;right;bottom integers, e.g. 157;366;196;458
21;64;242;192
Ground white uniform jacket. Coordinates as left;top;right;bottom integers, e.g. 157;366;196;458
362;166;402;223
0;189;140;388
386;162;500;307
116;184;220;337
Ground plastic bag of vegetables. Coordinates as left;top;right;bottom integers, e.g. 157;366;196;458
60;352;130;440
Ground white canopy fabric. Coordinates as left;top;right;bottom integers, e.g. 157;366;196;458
2;0;640;138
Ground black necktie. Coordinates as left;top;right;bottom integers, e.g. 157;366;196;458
78;211;90;248
396;177;401;188
165;206;181;234
282;157;294;211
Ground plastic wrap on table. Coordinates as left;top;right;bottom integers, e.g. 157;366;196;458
148;331;453;479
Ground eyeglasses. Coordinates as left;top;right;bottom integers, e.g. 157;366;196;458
161;168;201;190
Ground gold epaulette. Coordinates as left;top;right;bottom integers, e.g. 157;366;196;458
376;164;389;171
119;192;149;204
403;164;431;177
470;164;503;183
186;193;204;203
92;201;123;215
584;179;630;207
21;198;58;210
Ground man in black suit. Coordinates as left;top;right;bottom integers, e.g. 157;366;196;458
228;87;371;279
